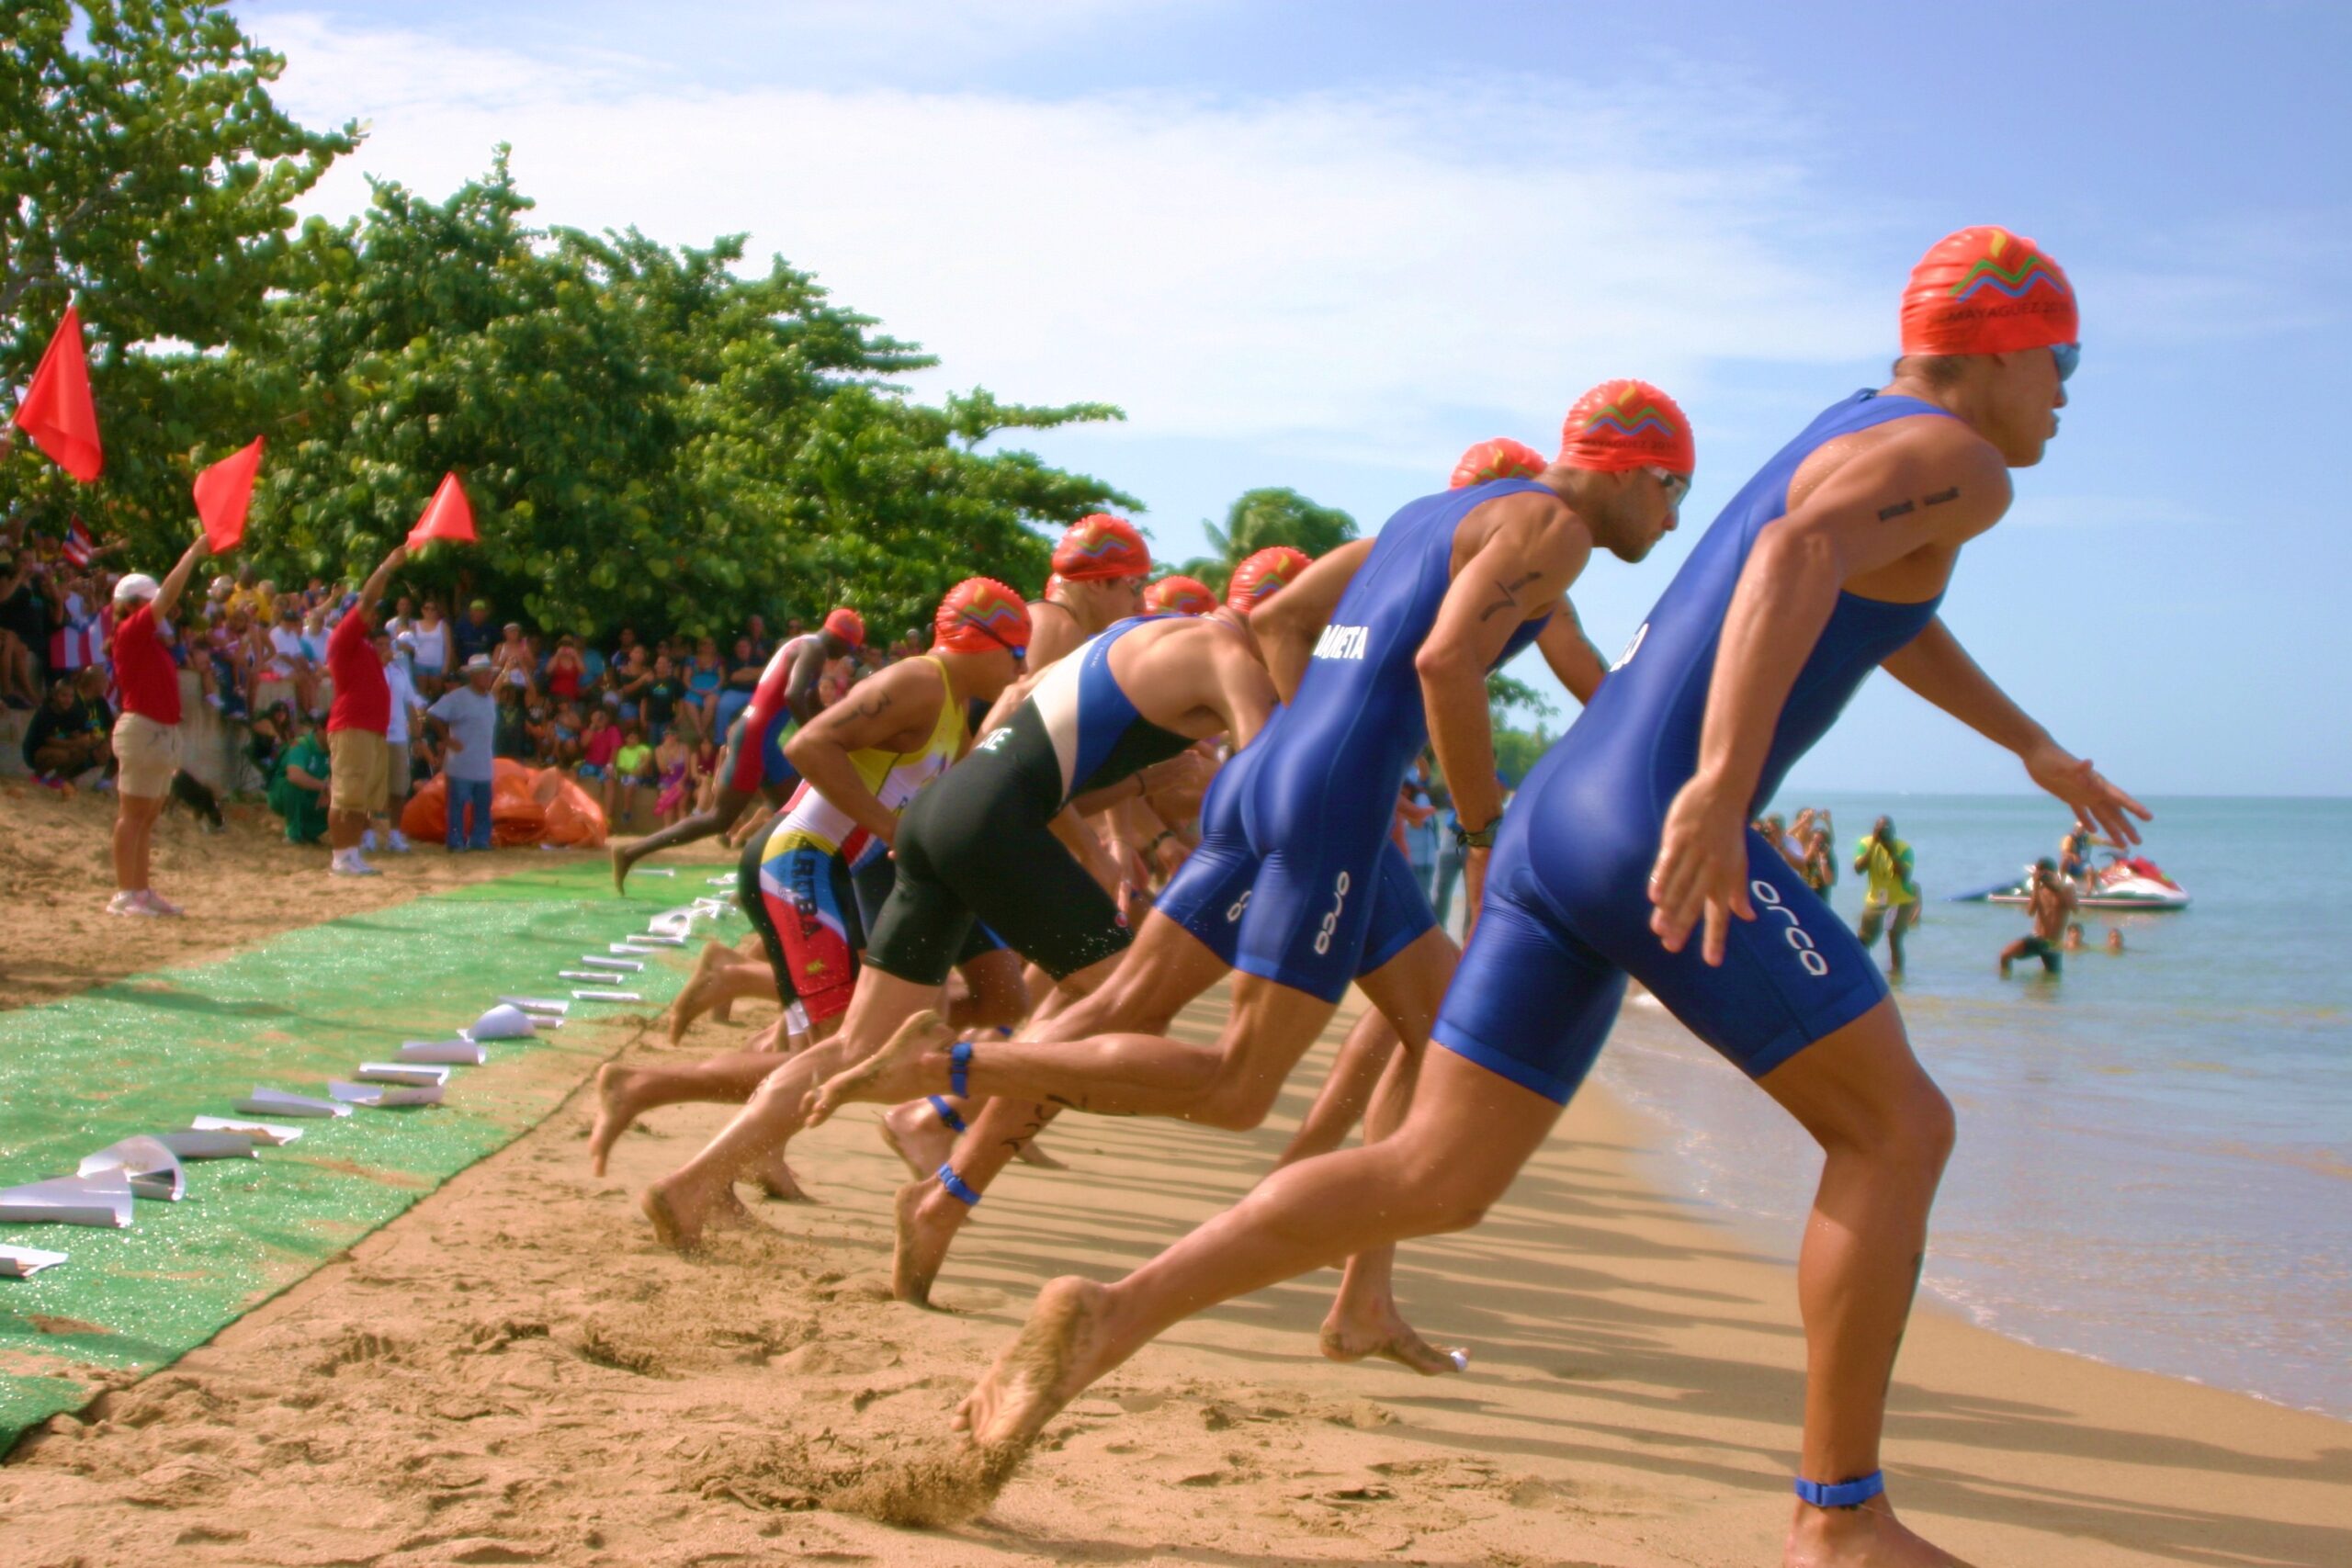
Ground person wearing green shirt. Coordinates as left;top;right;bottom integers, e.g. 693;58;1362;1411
267;713;332;846
608;727;655;829
1853;815;1920;975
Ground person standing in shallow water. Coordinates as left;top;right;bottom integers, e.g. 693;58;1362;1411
2000;858;2075;976
1854;815;1920;976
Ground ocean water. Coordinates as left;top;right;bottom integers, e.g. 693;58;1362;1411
1587;794;2352;1417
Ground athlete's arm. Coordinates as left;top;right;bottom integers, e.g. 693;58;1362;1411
1533;595;1608;705
1418;500;1588;840
1207;632;1276;750
1649;423;2011;963
1881;617;2148;847
1046;804;1125;894
1249;537;1372;704
784;640;830;724
153;536;212;621
971;669;1043;741
352;542;407;617
782;661;936;847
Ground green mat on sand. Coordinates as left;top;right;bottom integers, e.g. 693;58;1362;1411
0;858;735;1449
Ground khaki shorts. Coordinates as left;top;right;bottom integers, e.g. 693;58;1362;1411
385;739;413;801
112;712;181;798
328;728;390;814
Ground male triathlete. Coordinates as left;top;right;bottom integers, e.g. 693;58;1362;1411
956;229;2146;1568
1028;514;1150;667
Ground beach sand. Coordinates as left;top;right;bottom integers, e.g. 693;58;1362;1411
3;899;2344;1568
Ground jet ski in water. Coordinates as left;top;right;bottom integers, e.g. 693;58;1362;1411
1958;855;2192;910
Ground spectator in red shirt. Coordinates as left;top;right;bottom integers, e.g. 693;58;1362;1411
107;535;217;917
323;542;408;877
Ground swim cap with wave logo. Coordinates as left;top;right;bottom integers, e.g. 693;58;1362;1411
1051;513;1151;581
1226;546;1312;610
822;606;865;647
1144;575;1218;615
1900;226;2076;356
933;577;1033;654
1451;437;1549;489
1559;379;1693;476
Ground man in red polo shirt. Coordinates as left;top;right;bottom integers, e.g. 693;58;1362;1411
323;542;409;876
107;535;216;916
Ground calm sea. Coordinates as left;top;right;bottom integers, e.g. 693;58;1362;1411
1582;794;2352;1416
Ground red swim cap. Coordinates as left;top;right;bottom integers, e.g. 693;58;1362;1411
1051;513;1151;581
1451;437;1549;489
933;577;1032;655
1558;379;1694;476
1144;575;1218;616
1226;546;1311;610
822;606;865;648
1900;226;2077;356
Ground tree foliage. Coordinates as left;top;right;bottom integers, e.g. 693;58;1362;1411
1;0;355;531
1177;485;1358;592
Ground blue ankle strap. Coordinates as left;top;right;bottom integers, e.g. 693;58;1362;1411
936;1163;981;1206
948;1040;972;1099
1793;1471;1884;1509
927;1095;967;1134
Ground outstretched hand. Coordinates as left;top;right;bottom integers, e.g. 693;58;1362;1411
2023;741;2150;848
1647;775;1755;966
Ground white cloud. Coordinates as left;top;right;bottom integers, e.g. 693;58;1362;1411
251;8;1893;463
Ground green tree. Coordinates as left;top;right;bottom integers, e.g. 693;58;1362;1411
1178;485;1357;592
1;0;354;537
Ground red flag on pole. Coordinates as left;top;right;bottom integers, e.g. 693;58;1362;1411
193;436;265;553
12;301;104;482
406;470;476;548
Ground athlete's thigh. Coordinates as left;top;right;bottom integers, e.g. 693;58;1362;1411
1752;993;1943;1149
1035;908;1227;1041
1355;838;1442;979
1388;1032;1571;1200
1153;786;1261;970
1218;968;1345;1082
1430;890;1627;1105
940;795;1134;983
1354;921;1459;1050
1606;829;1888;1081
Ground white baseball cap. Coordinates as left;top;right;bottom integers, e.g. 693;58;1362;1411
113;572;161;604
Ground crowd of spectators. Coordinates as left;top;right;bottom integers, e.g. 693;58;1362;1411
4;513;930;840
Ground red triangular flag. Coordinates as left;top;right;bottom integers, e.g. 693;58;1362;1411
193;435;266;553
406;471;476;548
12;301;103;482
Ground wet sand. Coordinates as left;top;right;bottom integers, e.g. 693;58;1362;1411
3;948;2344;1567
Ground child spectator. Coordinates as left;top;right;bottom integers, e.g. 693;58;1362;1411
641;652;681;740
576;706;618;787
492;682;531;761
266;708;332;845
652;724;695;827
545;635;585;704
608;719;653;827
552;702;585;768
685;637;725;736
524;694;556;766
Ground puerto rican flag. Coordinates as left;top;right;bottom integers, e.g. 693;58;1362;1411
60;516;96;569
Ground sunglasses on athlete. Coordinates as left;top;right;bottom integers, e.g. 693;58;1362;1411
1644;467;1692;507
956;612;1027;661
2051;342;2081;383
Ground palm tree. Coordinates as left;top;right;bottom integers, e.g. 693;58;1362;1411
1176;487;1357;594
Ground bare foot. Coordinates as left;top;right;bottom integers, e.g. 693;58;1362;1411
610;842;632;894
709;1185;756;1229
752;1151;810;1202
1786;1495;1975;1567
666;941;732;1045
1012;1139;1067;1170
892;1178;972;1306
804;1010;952;1127
586;1064;649;1177
1319;1290;1468;1377
954;1276;1114;1450
879;1099;956;1179
639;1179;702;1252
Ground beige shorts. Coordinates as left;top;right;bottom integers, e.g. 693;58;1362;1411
384;739;413;800
328;728;390;814
112;712;181;798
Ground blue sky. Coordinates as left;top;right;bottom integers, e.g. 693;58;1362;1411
247;1;2350;796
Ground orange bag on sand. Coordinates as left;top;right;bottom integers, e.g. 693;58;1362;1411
534;766;609;847
401;761;608;848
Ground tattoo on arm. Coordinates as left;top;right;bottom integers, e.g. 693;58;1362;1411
1876;484;1961;524
852;693;892;720
1478;571;1542;624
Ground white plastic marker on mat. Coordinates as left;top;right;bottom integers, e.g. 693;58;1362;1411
189;1115;302;1145
639;867;678;877
0;1245;69;1277
0;1170;134;1228
499;996;571;1015
400;1040;488;1066
611;942;658;955
582;956;643;971
235;1087;350;1120
634;933;688;947
330;1080;446;1109
468;1005;538;1040
156;1129;257;1161
559;970;610;982
356;1064;452;1088
571;989;644;1002
77;1136;187;1201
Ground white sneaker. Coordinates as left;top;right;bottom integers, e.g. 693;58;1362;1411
106;891;160;917
330;850;381;877
388;830;412;853
362;829;379;852
137;889;185;916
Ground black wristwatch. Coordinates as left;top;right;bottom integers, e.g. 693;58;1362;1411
1453;819;1496;851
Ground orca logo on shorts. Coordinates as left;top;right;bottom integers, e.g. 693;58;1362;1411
976;727;1012;752
1611;622;1648;672
1311;870;1352;955
1313;624;1370;661
1225;888;1251;923
1749;879;1829;976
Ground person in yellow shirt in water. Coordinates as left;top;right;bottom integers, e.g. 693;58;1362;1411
1853;814;1921;976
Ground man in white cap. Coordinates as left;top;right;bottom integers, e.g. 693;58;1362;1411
322;542;408;876
425;653;500;852
106;535;216;915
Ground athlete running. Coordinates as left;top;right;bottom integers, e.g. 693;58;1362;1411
628;578;1288;1253
610;607;864;890
956;229;2147;1568
806;384;1660;1350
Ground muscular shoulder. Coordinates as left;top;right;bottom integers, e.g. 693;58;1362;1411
1799;412;2011;515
